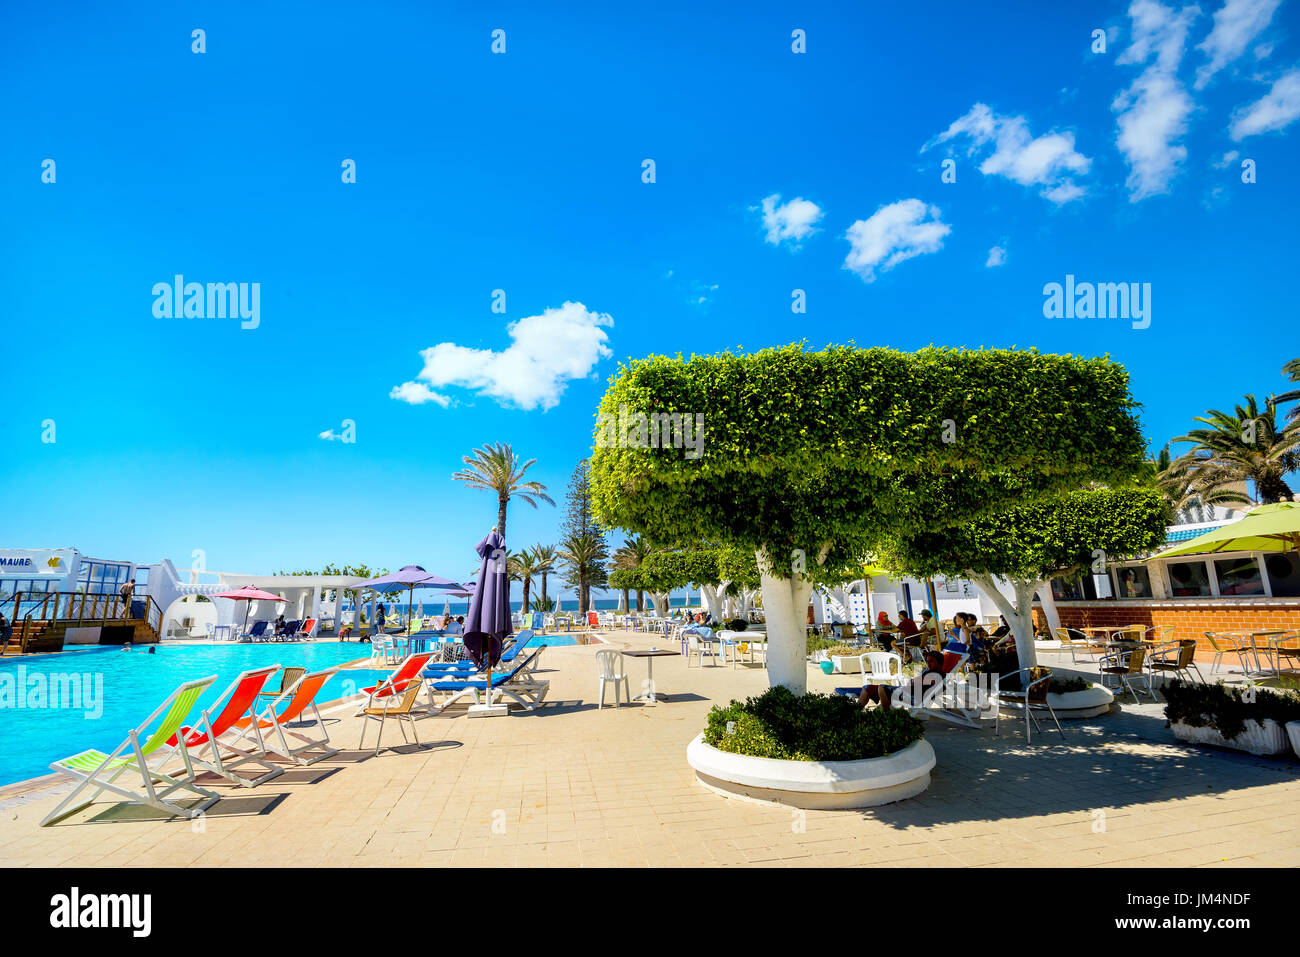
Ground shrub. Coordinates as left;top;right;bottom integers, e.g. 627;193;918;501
805;634;840;656
703;686;925;762
1164;681;1300;740
724;618;748;632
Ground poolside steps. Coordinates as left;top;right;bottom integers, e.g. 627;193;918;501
2;618;160;655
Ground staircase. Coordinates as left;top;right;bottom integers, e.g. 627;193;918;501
2;591;163;655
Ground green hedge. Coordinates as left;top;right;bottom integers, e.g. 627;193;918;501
703;686;924;761
1164;681;1300;740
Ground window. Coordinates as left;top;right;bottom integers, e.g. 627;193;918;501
1050;576;1085;601
1167;561;1212;598
1214;557;1264;596
1113;565;1152;599
1264;552;1300;598
77;561;132;595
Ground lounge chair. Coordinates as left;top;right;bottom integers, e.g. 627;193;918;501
163;665;285;787
238;620;268;643
426;648;551;712
357;651;438;713
295;618;319;641
423;631;535;676
233;668;341;766
41;675;220;826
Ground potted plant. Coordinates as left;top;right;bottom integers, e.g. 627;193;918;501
1164;681;1300;756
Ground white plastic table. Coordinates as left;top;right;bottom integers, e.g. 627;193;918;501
624;648;679;703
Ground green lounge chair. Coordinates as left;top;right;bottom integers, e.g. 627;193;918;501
41;675;220;826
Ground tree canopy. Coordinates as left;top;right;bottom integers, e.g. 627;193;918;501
873;487;1171;584
591;344;1147;580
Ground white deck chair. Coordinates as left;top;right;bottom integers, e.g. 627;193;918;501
595;650;631;708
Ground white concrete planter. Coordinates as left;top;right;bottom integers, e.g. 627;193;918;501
686;734;935;809
1284;721;1300;760
1170;718;1290;756
992;682;1114;719
831;655;863;674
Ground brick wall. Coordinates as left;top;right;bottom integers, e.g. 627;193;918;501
1033;600;1300;662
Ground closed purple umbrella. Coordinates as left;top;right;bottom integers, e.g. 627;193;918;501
464;529;513;709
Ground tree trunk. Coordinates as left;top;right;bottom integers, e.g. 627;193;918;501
758;548;817;695
496;495;508;540
540;572;548;609
699;584;723;621
617;589;628;612
522;578;531;611
635;590;644;612
971;573;1042;670
649;592;670;617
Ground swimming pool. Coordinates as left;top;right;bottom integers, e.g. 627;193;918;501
0;643;388;788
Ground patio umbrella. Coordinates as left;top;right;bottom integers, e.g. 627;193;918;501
211;585;289;634
1154;502;1300;558
351;565;466;629
465;529;513;713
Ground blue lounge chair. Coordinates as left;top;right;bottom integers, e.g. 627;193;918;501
422;631;535;676
238;620;268;642
425;647;550;711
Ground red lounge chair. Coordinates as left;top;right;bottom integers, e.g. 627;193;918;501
357;651;437;712
164;664;285;787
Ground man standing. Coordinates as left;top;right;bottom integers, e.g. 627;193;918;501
120;578;136;619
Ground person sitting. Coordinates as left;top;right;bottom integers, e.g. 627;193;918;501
991;615;1011;639
968;626;992;659
876;610;895;631
274;613;287;637
896;611;920;638
859;650;945;711
444;616;464;636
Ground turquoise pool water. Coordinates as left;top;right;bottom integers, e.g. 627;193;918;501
0;643;389;787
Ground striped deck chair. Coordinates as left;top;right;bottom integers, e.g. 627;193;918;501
163;665;284;787
233;667;340;766
41;675;220;826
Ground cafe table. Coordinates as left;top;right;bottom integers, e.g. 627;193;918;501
623;647;679;703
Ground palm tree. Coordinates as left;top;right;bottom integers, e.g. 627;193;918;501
1279;358;1300;422
612;535;654;612
1171;394;1299;505
1152;443;1249;523
451;442;554;540
509;548;540;612
531;544;558;610
558;530;609;613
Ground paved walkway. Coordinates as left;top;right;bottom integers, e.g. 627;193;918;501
1;630;1296;867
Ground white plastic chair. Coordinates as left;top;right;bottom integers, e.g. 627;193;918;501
859;651;905;687
595;650;630;708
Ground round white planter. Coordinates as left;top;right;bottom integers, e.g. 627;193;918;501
1287;722;1300;760
991;682;1114;719
686;734;935;809
1170;718;1290;756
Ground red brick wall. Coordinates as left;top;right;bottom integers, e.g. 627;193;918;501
1033;601;1300;662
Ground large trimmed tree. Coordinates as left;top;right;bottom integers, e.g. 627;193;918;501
590;344;1147;693
874;487;1171;670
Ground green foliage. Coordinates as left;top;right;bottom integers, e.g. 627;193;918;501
724;618;748;632
1164;680;1300;740
805;634;841;656
875;487;1171;584
703;686;925;761
590;344;1147;585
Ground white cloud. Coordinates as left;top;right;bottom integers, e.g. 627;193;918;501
1113;1;1200;201
1195;0;1280;89
1212;148;1240;167
1229;68;1300;139
924;103;1090;203
690;281;719;308
391;301;612;411
985;245;1007;267
757;194;824;246
319;429;341;440
843;199;951;283
388;381;452;407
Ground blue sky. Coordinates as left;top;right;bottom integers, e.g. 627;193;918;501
2;0;1298;596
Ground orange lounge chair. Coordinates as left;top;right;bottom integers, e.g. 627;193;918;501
356;651;437;713
233;667;340;766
